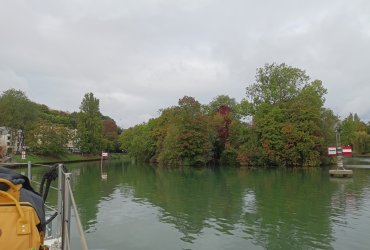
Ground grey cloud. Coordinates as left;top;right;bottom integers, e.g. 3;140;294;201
0;0;369;127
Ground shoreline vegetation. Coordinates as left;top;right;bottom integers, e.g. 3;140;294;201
1;63;370;168
4;153;125;166
6;153;370;169
119;63;370;167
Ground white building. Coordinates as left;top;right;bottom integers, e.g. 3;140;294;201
66;129;80;152
0;127;11;156
0;127;25;155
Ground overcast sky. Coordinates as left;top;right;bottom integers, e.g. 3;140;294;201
1;0;369;128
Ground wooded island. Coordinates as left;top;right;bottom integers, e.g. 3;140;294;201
1;63;369;167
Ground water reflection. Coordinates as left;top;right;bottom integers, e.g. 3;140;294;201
25;160;370;249
242;190;257;214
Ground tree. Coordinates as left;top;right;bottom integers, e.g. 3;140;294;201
0;89;39;153
319;108;338;164
246;63;327;167
253;103;286;166
27;121;70;156
157;96;213;166
77;93;102;154
246;63;309;108
235;98;253;119
341;113;369;154
0;89;38;130
235;126;266;167
102;119;119;152
37;104;78;129
341;113;356;146
116;63;363;167
320;108;338;146
205;95;237;115
352;131;369;154
119;123;155;162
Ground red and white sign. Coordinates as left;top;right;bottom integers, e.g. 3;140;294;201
342;146;352;157
327;146;352;157
327;147;337;156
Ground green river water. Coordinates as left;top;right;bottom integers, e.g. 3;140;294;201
26;158;370;250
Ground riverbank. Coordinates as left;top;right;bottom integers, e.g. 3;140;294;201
353;153;370;157
4;152;125;165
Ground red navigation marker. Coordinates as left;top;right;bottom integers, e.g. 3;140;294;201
342;146;352;157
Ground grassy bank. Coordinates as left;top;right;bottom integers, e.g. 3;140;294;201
11;152;100;164
9;152;127;164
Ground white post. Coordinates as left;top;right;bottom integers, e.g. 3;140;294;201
62;173;72;250
336;126;344;170
57;164;63;238
27;161;31;180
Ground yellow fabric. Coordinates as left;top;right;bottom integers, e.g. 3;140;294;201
0;178;43;249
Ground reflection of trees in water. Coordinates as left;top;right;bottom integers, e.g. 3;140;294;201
33;161;370;248
118;166;247;242
64;161;127;231
241;168;336;249
330;169;370;226
114;166;339;248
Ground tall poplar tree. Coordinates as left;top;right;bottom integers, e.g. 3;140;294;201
77;93;102;154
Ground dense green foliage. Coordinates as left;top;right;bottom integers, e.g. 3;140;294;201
27;121;70;156
101;119;120;153
1;63;369;162
0;89;38;153
77;93;103;154
0;89;38;130
120;96;215;165
245;65;328;167
119;63;370;167
37;104;78;128
341;113;370;154
0;90;121;156
157;96;214;166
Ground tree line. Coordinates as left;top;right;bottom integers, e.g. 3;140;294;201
1;63;369;165
0;90;121;156
119;63;370;167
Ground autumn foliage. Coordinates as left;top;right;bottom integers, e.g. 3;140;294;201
119;63;370;167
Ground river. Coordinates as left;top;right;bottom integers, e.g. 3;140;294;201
27;158;370;249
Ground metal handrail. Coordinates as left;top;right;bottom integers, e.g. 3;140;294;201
64;174;88;250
